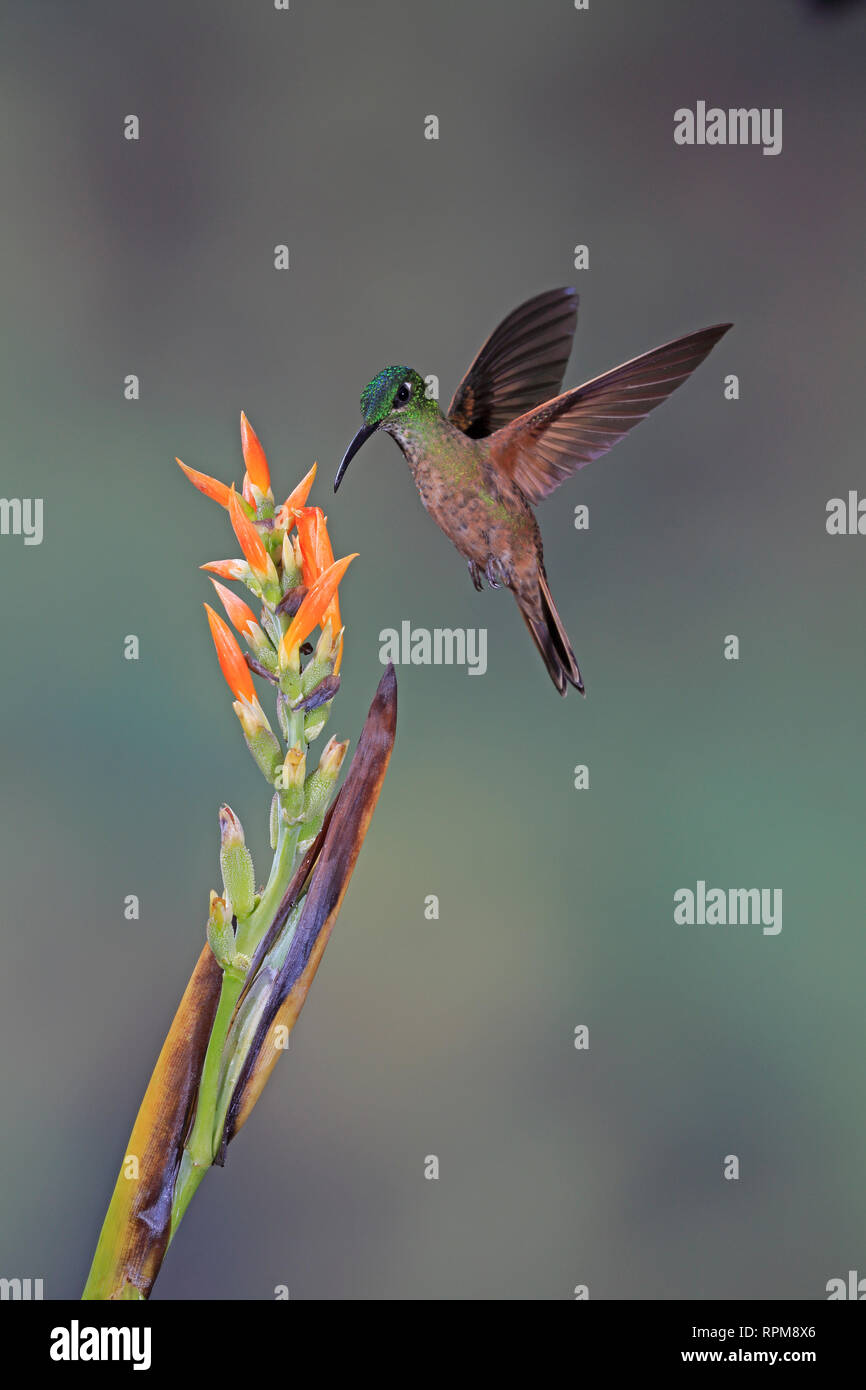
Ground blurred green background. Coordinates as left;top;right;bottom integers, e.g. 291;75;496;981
1;0;864;1299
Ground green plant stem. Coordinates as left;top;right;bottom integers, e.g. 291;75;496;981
170;1152;209;1241
169;818;300;1238
235;819;299;957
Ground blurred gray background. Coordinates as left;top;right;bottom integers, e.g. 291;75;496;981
1;0;864;1299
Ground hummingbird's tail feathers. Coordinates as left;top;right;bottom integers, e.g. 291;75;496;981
496;322;732;504
447;288;579;439
517;569;584;697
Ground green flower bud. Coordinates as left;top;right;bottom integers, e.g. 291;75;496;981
247;627;278;673
206;891;235;969
302;736;348;822
280;531;302;589
276;744;306;823
224;951;251;983
304;702;332;742
260;605;283;651
300;622;338;696
275;689;293;743
218;805;256;920
233;699;283;783
296;818;323;858
278;659;303;698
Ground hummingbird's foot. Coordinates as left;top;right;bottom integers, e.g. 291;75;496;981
485;557;502;590
467;559;484;592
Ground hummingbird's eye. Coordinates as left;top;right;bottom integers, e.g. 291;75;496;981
394;381;412;407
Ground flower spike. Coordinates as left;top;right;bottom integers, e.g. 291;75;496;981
83;409;389;1303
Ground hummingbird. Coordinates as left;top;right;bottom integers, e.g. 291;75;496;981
335;289;731;695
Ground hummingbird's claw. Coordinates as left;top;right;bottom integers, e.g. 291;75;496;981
467;560;484;592
485;557;501;590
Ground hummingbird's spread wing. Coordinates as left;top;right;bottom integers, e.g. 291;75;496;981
447;287;578;439
494;323;731;504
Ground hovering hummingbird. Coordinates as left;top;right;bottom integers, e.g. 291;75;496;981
335;289;730;695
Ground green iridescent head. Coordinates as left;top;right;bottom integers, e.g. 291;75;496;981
360;366;427;425
334;367;435;491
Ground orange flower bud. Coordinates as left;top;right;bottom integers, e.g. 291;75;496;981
314;512;341;635
315;513;334;573
274;463;318;531
201;559;250;582
228;488;277;586
279;554;357;666
209;579;257;636
204;603;257;703
239;413;271;493
293;506;323;586
324;595;341;637
176;459;232;509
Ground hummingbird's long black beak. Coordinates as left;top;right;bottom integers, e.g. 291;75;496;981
334;422;377;492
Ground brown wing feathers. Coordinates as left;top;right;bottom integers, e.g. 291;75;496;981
497;323;732;504
447;287;579;438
